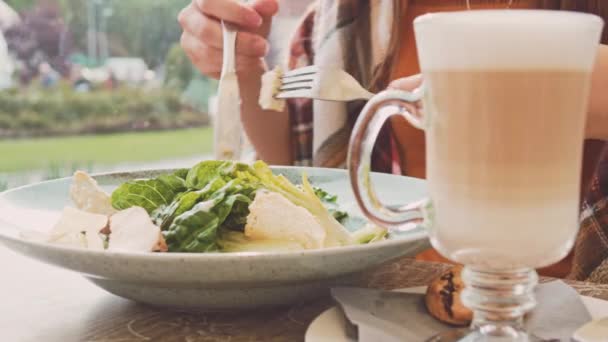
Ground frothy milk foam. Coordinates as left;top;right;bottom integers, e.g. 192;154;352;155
413;11;603;268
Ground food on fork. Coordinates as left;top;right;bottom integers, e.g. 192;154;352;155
28;160;387;253
259;66;286;112
425;265;472;326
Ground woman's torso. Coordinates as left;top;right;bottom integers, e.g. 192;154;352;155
389;0;541;178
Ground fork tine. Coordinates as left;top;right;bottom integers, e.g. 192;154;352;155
280;78;313;87
275;88;312;99
278;84;312;92
282;65;319;78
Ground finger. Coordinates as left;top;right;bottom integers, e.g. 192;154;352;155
185;48;221;79
181;32;221;77
178;3;205;33
189;47;263;77
180;7;268;58
180;7;223;47
251;0;279;18
197;20;267;57
182;32;263;76
235;31;268;57
177;3;196;28
388;74;423;91
195;0;262;28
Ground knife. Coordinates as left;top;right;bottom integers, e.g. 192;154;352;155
214;20;242;161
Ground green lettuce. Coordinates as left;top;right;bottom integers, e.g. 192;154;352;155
173;168;189;180
153;177;227;230
111;160;385;253
313;186;348;223
185;160;252;189
242;161;354;247
163;179;255;252
111;171;187;213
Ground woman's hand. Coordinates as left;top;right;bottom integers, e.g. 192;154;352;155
178;0;279;79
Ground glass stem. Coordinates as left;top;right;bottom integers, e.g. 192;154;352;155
461;266;538;339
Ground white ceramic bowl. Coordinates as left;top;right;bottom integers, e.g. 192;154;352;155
0;167;429;309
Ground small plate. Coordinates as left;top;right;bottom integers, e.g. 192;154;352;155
0;166;430;310
305;287;608;342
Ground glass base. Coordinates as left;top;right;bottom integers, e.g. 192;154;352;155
426;329;543;342
427;267;539;342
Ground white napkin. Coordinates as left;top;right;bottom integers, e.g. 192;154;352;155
332;281;591;341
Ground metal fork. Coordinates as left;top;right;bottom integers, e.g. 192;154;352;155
275;65;375;101
214;21;241;160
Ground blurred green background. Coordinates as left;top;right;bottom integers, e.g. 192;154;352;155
0;0;309;191
0;0;216;190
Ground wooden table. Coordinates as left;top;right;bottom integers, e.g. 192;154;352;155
2;245;608;342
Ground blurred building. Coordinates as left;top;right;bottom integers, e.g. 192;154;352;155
104;57;148;85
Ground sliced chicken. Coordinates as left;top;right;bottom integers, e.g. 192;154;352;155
245;191;326;249
70;171;117;216
48;207;108;250
108;207;166;252
258;66;286;112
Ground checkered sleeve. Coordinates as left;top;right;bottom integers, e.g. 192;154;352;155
284;5;317;166
570;147;608;281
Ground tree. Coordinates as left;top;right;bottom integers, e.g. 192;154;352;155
5;0;190;79
56;0;188;68
56;0;86;53
164;43;193;90
103;0;188;68
4;0;37;12
4;0;72;83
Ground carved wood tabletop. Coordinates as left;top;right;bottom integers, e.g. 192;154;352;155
2;245;608;342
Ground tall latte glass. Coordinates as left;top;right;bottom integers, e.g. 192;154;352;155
348;10;603;341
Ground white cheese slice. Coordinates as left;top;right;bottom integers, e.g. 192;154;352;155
245;191;325;249
48;207;107;250
70;171;117;216
108;207;164;252
259;66;286;112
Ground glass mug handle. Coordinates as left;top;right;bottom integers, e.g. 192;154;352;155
347;88;429;231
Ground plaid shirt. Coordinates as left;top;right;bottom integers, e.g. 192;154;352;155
286;1;396;172
569;147;608;282
286;8;316;166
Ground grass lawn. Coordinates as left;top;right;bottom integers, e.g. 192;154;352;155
0;127;213;173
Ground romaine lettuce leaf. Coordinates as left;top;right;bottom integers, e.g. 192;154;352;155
185;160;252;189
111;160;383;253
163;179;254;252
153;177;228;230
111;171;187;213
173;168;189;180
245;161;354;247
